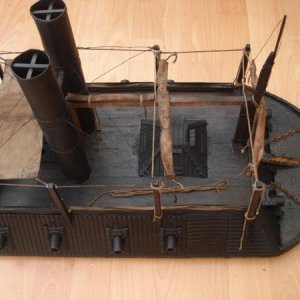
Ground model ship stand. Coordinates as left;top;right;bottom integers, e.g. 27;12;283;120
0;0;299;257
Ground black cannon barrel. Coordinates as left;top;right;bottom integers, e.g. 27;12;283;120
12;49;91;182
30;0;95;134
112;236;124;254
0;232;7;250
165;235;177;252
49;232;62;252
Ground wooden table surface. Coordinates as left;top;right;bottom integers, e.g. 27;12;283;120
0;1;300;299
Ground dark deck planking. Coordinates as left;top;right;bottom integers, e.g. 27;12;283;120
0;93;251;208
0;86;299;256
266;94;300;247
0;89;298;212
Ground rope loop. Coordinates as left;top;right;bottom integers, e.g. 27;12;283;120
150;180;165;192
244;212;257;221
165;52;178;63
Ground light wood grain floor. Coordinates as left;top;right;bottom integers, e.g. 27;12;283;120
0;1;300;299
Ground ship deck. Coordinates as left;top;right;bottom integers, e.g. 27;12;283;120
0;86;299;212
0;83;299;254
0;86;272;209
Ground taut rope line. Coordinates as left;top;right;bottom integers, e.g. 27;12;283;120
241;49;258;182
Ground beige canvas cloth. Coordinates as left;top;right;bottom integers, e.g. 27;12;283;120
0;62;42;179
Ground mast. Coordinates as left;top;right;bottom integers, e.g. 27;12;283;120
253;15;287;105
239;16;287;250
234;15;287;144
274;15;287;56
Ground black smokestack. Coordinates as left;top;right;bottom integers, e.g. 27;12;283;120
12;49;91;182
30;0;96;134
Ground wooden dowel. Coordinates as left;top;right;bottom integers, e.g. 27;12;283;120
262;155;300;167
274;15;287;56
47;183;72;226
245;181;265;220
66;93;244;108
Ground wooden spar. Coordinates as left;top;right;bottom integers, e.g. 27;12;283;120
252;99;268;168
253;51;276;104
245;181;265;220
47;183;72;226
65;92;244;108
239;180;265;251
234;50;275;144
151;181;163;223
234;52;275;143
239;100;267;251
240;99;268;178
274;15;287;56
156;59;175;179
262;155;300;167
254;16;286;104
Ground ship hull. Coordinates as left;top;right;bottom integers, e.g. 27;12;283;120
0;206;282;257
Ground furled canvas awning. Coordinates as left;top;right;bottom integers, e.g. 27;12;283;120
0;61;42;179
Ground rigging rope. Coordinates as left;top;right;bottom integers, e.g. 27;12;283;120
34;177;47;186
78;46;153;52
241;17;285;83
77;46;244;54
241;50;258;182
61;66;141;171
0;117;34;151
253;17;284;61
1;47;244;58
0;95;25;130
0;51;22;55
88;179;229;206
239;51;261;251
89;49;149;83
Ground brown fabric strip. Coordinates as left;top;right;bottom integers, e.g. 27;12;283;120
156;59;175;179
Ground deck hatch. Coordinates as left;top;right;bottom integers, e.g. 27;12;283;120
138;118;208;177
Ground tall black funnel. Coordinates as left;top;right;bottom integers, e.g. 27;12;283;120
12;49;91;183
30;0;95;134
